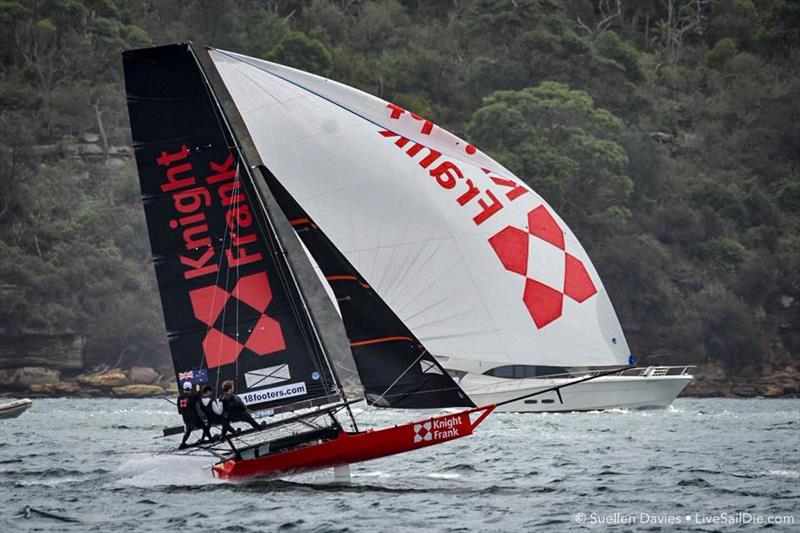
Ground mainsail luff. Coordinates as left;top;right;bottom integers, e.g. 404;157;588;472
123;43;354;413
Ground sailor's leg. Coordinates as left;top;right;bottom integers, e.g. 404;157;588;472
179;425;192;448
243;412;260;430
219;418;233;439
200;420;212;441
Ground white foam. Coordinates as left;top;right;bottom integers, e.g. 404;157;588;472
427;472;460;479
351;470;392;478
768;469;799;478
113;454;223;487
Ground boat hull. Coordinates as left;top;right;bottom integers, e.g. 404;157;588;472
0;398;32;419
458;374;693;413
212;405;494;479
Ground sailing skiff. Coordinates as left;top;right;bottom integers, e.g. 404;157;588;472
123;43;630;479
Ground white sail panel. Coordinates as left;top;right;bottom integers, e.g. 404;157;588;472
208;49;631;368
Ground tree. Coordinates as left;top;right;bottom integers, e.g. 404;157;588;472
266;30;333;76
467;81;632;234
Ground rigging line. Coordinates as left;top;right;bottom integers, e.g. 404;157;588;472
409;304;486;329
234;164;241;386
379;207;429;301
377;385;466;399
326;235;454;255
384;240;448;315
216;210;234;392
196;160;236;374
353;348;430;420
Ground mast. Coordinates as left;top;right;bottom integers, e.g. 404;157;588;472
187;43;361;428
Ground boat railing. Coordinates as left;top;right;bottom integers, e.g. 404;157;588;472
531;365;695;381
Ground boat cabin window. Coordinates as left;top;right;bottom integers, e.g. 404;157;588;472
541;399;555;404
483;365;569;379
524;399;537;404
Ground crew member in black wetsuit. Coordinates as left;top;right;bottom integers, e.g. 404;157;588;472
220;380;261;437
177;381;211;449
199;385;231;439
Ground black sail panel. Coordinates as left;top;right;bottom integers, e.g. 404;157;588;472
262;169;474;409
123;44;340;412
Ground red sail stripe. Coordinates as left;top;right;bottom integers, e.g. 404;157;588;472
350;336;414;347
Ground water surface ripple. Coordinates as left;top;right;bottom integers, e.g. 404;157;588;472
0;398;797;531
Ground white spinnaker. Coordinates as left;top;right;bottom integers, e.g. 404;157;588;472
209;49;631;368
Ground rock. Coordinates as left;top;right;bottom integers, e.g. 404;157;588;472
731;384;757;397
108;145;132;157
680;132;702;148
27;383;50;394
129;366;159;385
682;377;734;397
651;131;674;144
163;381;178;394
27;381;82;395
112;384;166;397
81;132;100;143
758;384;784;397
77;143;103;156
0;333;86;370
0;369;13;386
11;367;61;388
780;294;794;308
78;370;129;388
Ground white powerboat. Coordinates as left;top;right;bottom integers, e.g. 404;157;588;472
0;398;33;419
445;363;693;412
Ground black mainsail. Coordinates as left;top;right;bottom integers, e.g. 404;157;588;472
124;44;351;413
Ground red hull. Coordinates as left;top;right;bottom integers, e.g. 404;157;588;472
212;405;495;479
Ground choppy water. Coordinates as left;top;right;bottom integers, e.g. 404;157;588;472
0;398;798;531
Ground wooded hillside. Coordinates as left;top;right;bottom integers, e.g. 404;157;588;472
0;0;798;378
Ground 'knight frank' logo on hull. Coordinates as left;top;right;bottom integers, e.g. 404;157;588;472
413;415;463;443
489;205;597;328
189;271;286;368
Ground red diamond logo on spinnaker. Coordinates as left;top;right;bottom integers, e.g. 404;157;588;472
489;205;597;328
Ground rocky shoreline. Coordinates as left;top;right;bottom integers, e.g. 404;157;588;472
0;366;177;398
1;364;798;399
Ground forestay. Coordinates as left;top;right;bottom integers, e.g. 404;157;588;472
208;49;632;368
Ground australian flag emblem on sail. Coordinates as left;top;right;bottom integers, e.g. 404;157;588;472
178;368;209;386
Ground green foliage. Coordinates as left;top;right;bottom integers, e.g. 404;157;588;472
468;81;632;234
266;30;333;76
707;38;737;68
0;0;797;371
596;31;645;83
